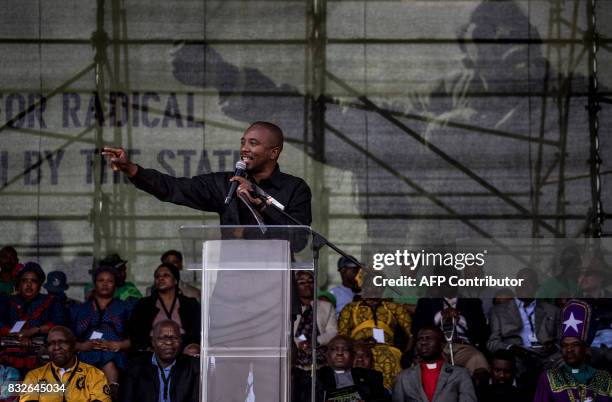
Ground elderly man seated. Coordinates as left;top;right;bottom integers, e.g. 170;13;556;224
20;326;111;402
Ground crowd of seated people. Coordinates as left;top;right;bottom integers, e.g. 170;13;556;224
0;246;201;402
0;245;610;402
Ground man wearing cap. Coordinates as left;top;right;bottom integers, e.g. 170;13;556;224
578;256;612;369
0;262;67;375
534;300;612;402
330;256;362;316
44;271;79;310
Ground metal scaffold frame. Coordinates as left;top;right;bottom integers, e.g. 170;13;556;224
0;0;610;267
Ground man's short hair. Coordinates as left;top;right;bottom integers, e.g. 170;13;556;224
327;334;354;351
0;246;17;259
417;325;444;339
48;326;76;343
152;319;181;338
247;121;284;148
161;249;183;263
491;350;516;368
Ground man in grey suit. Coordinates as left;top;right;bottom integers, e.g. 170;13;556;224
487;268;561;393
393;326;476;402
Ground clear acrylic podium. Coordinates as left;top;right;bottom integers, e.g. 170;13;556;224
180;225;315;402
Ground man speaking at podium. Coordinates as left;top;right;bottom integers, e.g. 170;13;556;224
104;121;312;401
103;121;311;228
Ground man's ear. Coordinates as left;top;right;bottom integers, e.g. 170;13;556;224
270;146;281;161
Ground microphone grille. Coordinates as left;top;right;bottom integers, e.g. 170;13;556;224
235;160;247;170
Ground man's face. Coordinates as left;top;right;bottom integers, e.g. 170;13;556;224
561;337;586;367
240;127;280;173
18;271;41;300
340;266;360;289
416;329;443;361
94;271;116;298
163;254;183;270
353;346;372;369
516;270;538;298
152;325;182;363
326;338;353;370
0;248;17;271
154;266;177;292
490;359;515;385
48;330;76;368
296;273;314;300
578;271;603;294
117;264;127;286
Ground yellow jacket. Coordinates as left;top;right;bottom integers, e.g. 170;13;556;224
19;359;110;402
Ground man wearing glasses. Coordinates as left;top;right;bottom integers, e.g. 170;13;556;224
122;320;199;402
20;326;111;402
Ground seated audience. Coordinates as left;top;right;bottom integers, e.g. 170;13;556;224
0;246;22;295
412;285;489;379
393;325;476;402
129;263;200;355
488;268;561;391
316;335;389;402
20;326;111;402
44;271;79;311
85;254;142;302
476;350;528;402
0;263;66;376
71;266;132;394
534;300;612;402
293;271;337;402
330;256;362;316
338;297;412;389
122;320;199;402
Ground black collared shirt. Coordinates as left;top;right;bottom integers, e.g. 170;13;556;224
130;163;312;227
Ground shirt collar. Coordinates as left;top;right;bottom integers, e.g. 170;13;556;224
152;353;176;371
52;358;78;377
515;298;535;309
253;164;282;189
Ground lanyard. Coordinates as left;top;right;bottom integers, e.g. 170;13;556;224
157;363;172;402
158;294;178;320
50;359;80;402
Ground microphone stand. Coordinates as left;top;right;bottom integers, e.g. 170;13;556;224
254;192;362;402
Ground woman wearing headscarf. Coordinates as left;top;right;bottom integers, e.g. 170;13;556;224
128;263;201;356
70;265;133;390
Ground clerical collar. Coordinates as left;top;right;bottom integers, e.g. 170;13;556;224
334;369;346;374
420;358;444;370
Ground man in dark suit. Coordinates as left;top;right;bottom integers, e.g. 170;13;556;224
393;326;477;402
316;335;389;402
122;320;199;402
412;286;490;377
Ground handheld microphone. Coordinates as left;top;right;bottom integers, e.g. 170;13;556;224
224;160;247;205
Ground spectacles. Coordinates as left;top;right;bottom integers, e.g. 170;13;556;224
154;336;181;344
